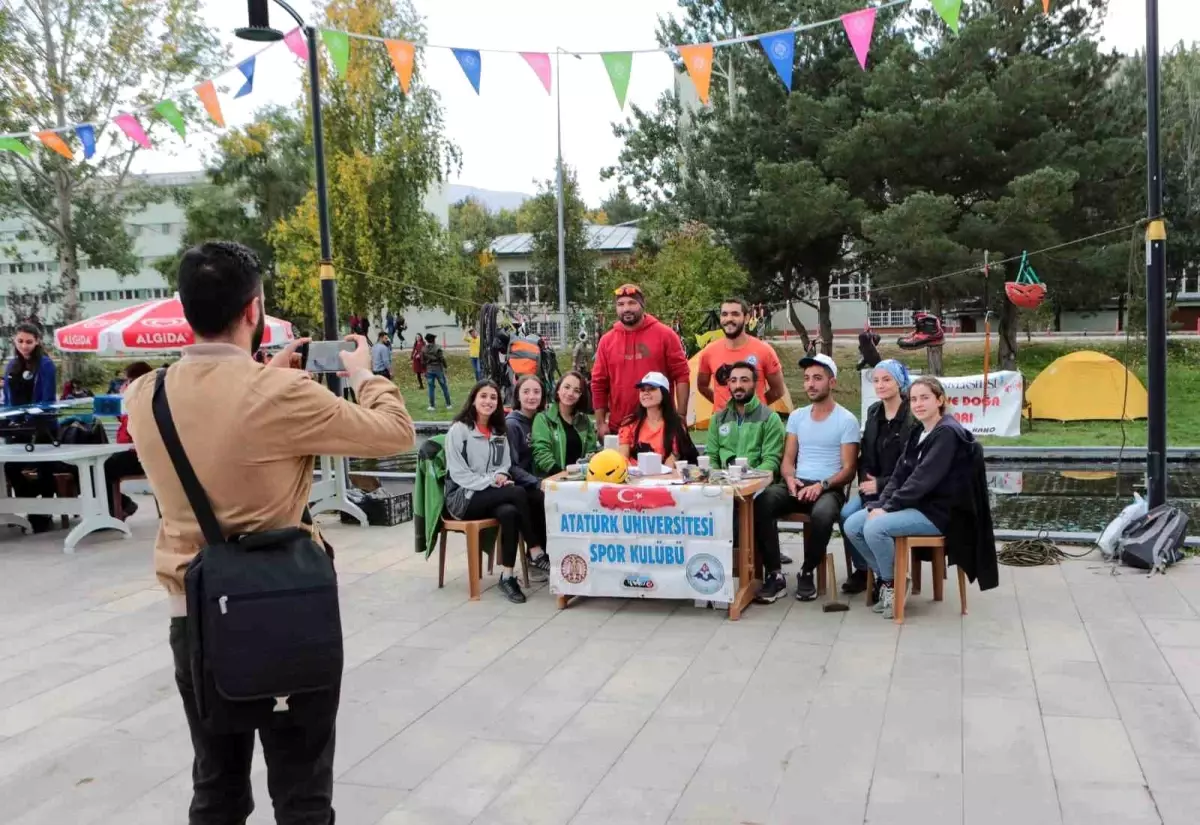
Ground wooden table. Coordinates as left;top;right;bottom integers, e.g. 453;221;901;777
544;471;771;621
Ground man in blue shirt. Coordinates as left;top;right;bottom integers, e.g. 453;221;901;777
754;353;860;603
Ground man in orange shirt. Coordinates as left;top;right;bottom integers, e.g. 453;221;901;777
697;298;786;413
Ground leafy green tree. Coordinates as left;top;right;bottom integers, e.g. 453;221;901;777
523;165;598;309
599;186;648;225
0;0;222;371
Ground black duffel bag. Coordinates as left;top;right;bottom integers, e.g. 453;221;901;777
152;369;343;733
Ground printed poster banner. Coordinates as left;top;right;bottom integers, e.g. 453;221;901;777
546;481;735;602
860;369;1025;438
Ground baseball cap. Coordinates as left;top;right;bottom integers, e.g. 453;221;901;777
636;371;671;391
798;353;838;379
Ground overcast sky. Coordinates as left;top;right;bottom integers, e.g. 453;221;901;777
134;0;1200;206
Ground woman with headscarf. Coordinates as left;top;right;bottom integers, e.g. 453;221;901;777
839;359;916;598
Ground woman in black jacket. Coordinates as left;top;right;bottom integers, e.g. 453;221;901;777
504;374;549;580
840;359;916;594
843;377;976;619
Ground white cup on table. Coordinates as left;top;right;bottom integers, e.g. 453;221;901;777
697;455;711;470
734;457;749;468
727;464;743;482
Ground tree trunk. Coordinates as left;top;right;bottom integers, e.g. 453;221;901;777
999;298;1018;371
1117;292;1126;332
816;271;833;355
926;345;944;376
783;274;812;353
1053;303;1062;332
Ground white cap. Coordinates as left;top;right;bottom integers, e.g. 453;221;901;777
798;353;838;379
636;371;671;391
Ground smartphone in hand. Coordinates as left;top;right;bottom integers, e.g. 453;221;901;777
302;340;356;373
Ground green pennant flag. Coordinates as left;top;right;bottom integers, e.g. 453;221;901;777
154;100;187;138
601;52;633;109
321;29;351;76
931;0;963;33
0;137;31;158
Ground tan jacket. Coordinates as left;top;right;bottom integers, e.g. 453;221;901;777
125;343;415;596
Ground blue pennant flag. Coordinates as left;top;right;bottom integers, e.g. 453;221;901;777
75;124;96;159
760;32;795;91
452;48;482;94
235;56;256;98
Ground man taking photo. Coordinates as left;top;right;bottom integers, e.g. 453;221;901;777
591;283;690;439
125;241;415;825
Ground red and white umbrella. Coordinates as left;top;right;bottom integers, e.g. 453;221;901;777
54;295;295;354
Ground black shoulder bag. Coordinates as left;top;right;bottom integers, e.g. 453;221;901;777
152;369;343;733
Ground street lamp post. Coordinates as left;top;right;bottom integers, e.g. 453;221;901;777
237;0;340;393
1144;0;1167;507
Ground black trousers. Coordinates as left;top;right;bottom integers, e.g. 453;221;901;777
462;485;544;567
170;618;337;825
524;486;546;555
754;482;844;575
104;450;143;517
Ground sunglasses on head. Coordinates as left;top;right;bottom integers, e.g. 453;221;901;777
614;285;642;298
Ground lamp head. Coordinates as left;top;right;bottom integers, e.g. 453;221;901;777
235;0;285;42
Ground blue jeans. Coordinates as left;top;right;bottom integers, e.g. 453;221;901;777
839;493;869;573
470;357;481;380
427;372;451;407
843;507;940;581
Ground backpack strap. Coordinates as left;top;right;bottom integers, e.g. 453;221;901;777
151;368;225;546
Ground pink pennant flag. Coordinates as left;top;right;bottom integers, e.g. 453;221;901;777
841;7;877;71
521;52;552;95
283;27;309;61
113;113;151;149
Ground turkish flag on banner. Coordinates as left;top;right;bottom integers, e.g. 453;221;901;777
597;487;678;512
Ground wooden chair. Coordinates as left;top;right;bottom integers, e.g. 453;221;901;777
779;513;854;598
438;519;529;601
865;536;968;624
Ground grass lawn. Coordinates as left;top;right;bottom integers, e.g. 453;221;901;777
386;337;1200;447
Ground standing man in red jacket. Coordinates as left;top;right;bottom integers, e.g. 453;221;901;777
592;284;691;439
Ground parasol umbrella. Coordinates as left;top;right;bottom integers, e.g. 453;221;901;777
54;295;294;354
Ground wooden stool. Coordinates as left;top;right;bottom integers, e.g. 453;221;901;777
779;513;855;597
865;536;968;624
438;519;529;601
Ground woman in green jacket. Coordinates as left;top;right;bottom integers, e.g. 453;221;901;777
532;370;598;476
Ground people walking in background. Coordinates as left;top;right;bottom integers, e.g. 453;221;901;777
697;298;786;414
348;312;360;337
465;326;482;380
357;314;370;338
372;333;393;380
591;284;690;440
533;370;597;477
504;375;552;581
396;314;407;347
617;371;698;469
572;331;593;375
422;332;451;411
386;311;397;341
445;380;546;604
411;334;426;390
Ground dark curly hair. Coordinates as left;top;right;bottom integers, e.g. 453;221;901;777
177;241;263;337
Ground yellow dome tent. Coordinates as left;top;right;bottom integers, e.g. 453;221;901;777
1025;350;1148;421
687;352;794;430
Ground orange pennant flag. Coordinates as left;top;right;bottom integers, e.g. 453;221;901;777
386;40;415;94
1043;0;1051;11
678;43;714;105
195;80;224;128
35;131;73;160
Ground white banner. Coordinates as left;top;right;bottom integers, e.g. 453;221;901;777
860;370;1024;438
545;481;735;602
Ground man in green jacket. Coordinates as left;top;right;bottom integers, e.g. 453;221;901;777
706;361;786;476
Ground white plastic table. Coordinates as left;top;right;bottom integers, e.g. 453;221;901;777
0;443;134;552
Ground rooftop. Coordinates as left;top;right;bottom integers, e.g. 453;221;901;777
2;504;1199;823
490;223;640;256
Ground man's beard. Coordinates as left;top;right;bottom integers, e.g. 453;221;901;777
250;302;266;354
722;322;745;339
806;388;830;402
730;389;752;404
620;309;643;327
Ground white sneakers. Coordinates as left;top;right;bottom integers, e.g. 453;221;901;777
877;579;912;620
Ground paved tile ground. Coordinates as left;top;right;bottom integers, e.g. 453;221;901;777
3;500;1200;825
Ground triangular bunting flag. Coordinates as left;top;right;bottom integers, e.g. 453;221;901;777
931;0;963;33
841;7;877;71
235;56;256;98
321;30;350;76
385;40;415;94
76;125;96;159
521;52;552;95
113;113;151;149
154;100;187;138
678;44;714;105
0;137;32;158
283;27;308;61
35;131;73;160
195;80;224;127
601;52;633;109
453;48;482;94
759;32;795;90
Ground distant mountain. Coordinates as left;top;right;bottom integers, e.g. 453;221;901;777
447;184;531;213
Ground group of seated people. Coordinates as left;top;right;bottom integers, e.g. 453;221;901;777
444;345;980;617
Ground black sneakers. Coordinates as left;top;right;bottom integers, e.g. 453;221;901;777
780;552;794;566
528;552;550;582
755;572;787;604
841;568;868;595
498;574;526;604
795;571;817;601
